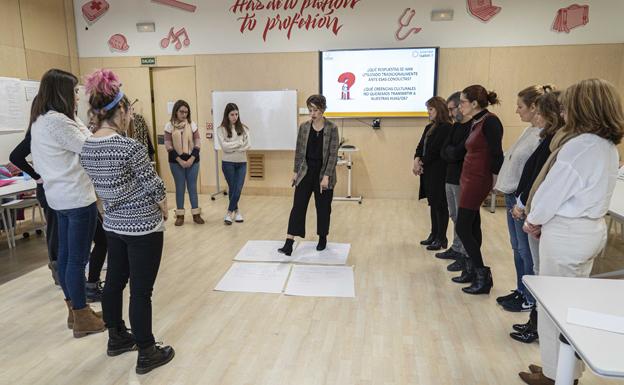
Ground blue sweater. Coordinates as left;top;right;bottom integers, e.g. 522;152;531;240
80;134;167;235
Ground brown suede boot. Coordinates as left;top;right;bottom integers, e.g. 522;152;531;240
72;305;105;338
519;371;578;385
174;209;184;226
65;299;102;329
191;208;204;224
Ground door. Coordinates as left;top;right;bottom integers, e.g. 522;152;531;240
151;66;199;192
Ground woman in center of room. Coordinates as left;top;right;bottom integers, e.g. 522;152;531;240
278;94;340;256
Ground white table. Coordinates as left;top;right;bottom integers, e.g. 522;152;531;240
333;146;362;204
523;276;624;385
0;178;37;199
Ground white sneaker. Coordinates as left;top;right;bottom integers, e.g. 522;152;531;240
224;213;233;225
234;211;244;223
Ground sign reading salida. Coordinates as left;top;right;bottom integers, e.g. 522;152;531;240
229;0;361;41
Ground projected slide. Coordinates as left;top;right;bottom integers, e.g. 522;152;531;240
321;48;438;117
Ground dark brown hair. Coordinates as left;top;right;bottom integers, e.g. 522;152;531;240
170;100;192;125
462;85;500;108
535;91;564;139
306;94;327;111
560;78;624;144
518;84;555;108
220;102;244;138
31;69;78;122
426;96;451;135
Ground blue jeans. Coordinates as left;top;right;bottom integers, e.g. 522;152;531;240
505;193;535;304
169;162;199;210
222;161;247;212
56;202;98;309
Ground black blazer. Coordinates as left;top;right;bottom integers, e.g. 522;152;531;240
415;122;452;205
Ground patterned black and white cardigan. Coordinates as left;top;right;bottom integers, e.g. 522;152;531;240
80;134;167;235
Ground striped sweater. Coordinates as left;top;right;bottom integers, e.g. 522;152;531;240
80;134;167;235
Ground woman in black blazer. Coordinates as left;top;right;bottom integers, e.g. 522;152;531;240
413;96;453;250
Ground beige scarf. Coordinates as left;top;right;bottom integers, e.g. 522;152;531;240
172;121;194;155
525;128;579;214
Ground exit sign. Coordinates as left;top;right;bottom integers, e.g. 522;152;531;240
141;57;156;66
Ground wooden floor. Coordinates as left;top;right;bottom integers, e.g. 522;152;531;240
0;194;622;385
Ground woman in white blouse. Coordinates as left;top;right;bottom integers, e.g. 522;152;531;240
519;79;624;385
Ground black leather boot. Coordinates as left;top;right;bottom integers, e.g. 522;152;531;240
513;307;538;333
136;343;175;374
451;257;474;283
107;324;137;357
426;238;448;251
420;233;435;245
446;258;463;272
462;266;493;295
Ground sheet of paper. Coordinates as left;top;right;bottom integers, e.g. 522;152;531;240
167;101;175;114
567;308;624;335
233;240;298;262
214;262;291;294
285;265;355;298
22;80;39;102
0;77;27;132
290;241;350;265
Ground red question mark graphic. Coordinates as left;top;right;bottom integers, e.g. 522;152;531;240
338;72;356;100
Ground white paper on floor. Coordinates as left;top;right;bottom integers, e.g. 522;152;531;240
233;240;298;262
214;262;292;294
290;241;350;265
284;265;355;298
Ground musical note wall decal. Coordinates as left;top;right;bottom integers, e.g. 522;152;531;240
160;27;191;50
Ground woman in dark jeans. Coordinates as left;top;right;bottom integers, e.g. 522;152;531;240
11;98;106;302
81;69;174;374
414;96;453;251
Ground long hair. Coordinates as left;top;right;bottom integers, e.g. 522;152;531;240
518;84;555;108
425;96;451;135
535;91;564;139
84;69;130;132
462;85;500;108
560;79;624;144
170;100;192;125
31;69;78;122
220;103;244;138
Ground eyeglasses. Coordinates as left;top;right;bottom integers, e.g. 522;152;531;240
459;99;470;105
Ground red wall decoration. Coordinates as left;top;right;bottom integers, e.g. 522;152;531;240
552;4;589;33
152;0;197;13
108;34;129;52
395;8;422;41
81;0;109;24
161;27;191;50
228;0;362;42
338;72;356;100
466;0;501;22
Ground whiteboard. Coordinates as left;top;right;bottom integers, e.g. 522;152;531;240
0;77;89;164
212;90;297;150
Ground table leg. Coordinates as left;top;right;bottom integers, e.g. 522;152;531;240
554;341;576;385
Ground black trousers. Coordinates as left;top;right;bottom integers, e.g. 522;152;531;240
287;163;333;237
429;203;449;242
36;184;58;262
102;231;163;349
88;214;107;283
455;208;484;268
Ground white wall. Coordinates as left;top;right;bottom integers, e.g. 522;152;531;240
75;0;624;58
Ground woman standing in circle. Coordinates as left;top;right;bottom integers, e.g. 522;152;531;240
164;100;204;226
278;94;340;255
452;85;504;295
217;103;250;225
414;96;453;251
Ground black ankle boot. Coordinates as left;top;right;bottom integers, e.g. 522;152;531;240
136;343;175;375
278;238;294;256
426;238;448;251
316;236;327;251
420;233;435;245
462;266;493;295
107;324;137;357
446;258;463;272
451;257;474;283
513;307;538;333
